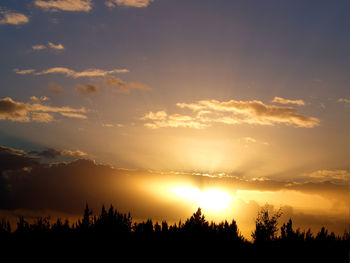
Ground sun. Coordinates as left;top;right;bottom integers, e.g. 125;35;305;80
172;186;233;212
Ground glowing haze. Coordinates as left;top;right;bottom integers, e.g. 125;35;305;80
0;0;349;237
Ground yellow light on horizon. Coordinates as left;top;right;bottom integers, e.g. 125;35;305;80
172;186;233;212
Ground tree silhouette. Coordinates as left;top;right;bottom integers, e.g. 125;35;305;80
183;207;209;232
252;205;282;243
0;202;348;262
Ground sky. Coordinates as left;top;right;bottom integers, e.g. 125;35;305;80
0;0;349;237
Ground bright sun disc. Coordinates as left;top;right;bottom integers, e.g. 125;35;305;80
172;186;232;212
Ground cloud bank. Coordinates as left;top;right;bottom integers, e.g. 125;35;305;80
0;146;347;236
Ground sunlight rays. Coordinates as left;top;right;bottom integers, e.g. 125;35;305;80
172;186;233;212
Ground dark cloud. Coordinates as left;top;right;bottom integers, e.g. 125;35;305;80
105;77;150;94
0;145;347;236
29;148;87;159
49;83;63;94
75;84;99;95
0;146;38;172
0;97;87;122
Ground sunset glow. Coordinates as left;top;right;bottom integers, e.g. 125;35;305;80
172;186;233;212
0;0;349;239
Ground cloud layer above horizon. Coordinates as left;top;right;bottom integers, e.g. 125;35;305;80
0;144;348;237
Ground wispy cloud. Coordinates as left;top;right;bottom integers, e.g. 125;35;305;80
305;169;350;182
32;45;47;51
32;42;65;51
49;83;63;94
59;112;88;119
141;111;209;129
338;98;350;104
105;77;150;94
272;96;305;106
0;10;29;25
102;123;124;128
75;84;99;95
0;97;87;123
14;67;129;78
29;148;87;159
105;0;154;8
142;99;320;129
34;0;92;12
48;42;64;50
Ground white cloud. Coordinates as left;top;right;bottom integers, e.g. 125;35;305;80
14;67;129;78
34;0;92;12
105;0;154;8
0;11;29;25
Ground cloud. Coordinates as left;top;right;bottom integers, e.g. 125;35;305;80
338;98;350;104
142;99;320;129
305;169;350;182
0;152;347;236
13;69;35;75
32;42;65;51
75;84;99;95
272;97;305;106
30;96;49;103
0;11;29;25
48;42;64;50
49;83;63;94
34;0;92;12
0;97;87;123
32;45;46;51
105;0;154;8
105;77;150;94
102;123;124;128
59;112;88;119
141;111;209;129
29;148;87;159
14;67;129;78
31;112;54;123
0;146;38;172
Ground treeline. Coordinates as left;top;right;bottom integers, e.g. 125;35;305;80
0;204;348;261
1;204;348;241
